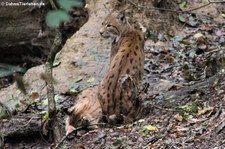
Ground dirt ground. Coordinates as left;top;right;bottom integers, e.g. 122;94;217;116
1;0;225;148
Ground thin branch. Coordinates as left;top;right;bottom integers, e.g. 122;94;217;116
45;29;62;145
149;103;176;112
126;0;225;13
184;2;211;12
49;0;57;9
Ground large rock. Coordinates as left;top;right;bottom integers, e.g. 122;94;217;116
0;0;115;110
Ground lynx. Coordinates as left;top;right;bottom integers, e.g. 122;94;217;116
65;12;145;134
98;11;145;123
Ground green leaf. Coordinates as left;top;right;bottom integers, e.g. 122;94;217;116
179;1;186;9
0;104;11;119
57;0;83;11
46;10;70;28
176;102;199;114
0;63;26;77
111;138;125;148
43;112;49;120
178;14;186;23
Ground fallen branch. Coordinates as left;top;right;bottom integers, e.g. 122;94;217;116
1;116;42;141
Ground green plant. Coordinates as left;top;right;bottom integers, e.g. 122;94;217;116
46;0;83;28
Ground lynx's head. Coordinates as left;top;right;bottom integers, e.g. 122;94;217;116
99;11;130;41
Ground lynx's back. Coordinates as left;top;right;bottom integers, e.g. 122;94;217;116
98;11;145;123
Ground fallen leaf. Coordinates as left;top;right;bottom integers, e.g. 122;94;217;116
197;106;214;116
194;33;204;39
31;92;39;100
174;113;184;122
176;126;189;132
187;116;207;124
142;125;159;133
221;13;225;18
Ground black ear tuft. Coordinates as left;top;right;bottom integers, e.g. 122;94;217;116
117;11;126;24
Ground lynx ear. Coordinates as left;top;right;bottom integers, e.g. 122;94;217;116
117;11;126;24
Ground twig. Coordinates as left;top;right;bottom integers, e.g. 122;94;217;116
183;0;225;13
22;116;38;127
216;118;225;134
49;0;58;9
45;29;62;145
149;103;176;112
126;0;225;13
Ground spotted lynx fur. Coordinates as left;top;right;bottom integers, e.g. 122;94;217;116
65;11;145;134
65;87;101;135
98;11;145;123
